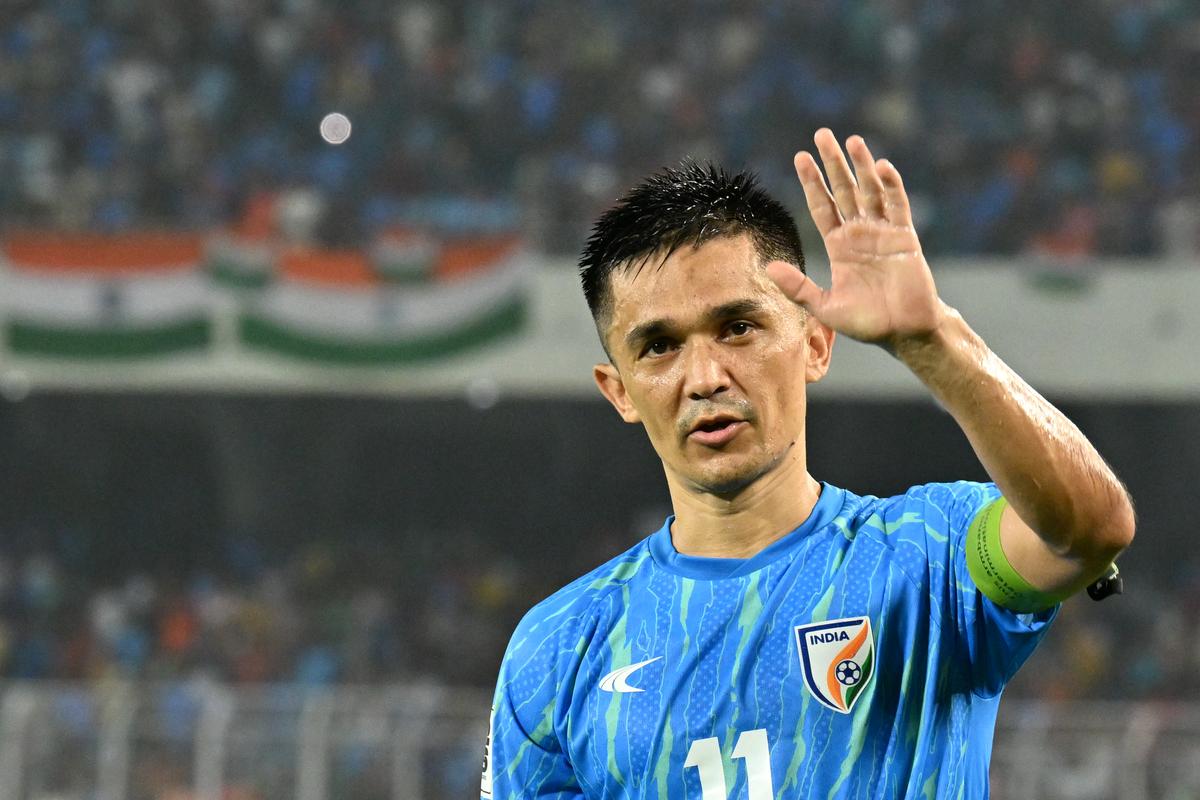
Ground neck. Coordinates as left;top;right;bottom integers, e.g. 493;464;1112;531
665;447;822;559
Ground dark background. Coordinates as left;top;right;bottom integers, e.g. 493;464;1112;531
0;392;1188;691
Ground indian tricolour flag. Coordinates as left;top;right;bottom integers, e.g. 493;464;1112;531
239;236;528;364
2;233;212;358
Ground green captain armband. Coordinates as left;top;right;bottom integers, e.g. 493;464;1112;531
965;497;1071;613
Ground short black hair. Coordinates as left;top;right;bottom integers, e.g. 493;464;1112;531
579;160;805;345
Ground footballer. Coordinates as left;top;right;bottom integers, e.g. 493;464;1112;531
482;130;1134;799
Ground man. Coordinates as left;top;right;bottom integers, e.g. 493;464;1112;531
482;131;1133;799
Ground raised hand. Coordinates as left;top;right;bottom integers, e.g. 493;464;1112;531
766;129;945;350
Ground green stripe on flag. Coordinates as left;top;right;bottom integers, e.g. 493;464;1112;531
207;258;273;290
239;295;526;364
6;319;212;358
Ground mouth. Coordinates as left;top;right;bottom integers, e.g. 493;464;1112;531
687;415;748;447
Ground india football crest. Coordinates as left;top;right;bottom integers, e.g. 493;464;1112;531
794;616;876;714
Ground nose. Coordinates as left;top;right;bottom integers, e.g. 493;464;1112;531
681;338;731;401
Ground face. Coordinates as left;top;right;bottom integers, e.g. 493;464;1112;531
593;234;833;498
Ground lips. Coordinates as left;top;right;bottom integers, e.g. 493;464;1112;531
687;415;747;447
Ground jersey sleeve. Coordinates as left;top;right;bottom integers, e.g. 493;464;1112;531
483;603;585;800
914;481;1059;697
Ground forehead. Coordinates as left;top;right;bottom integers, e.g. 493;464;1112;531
606;234;782;331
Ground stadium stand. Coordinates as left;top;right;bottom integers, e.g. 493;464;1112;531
1;3;1197;798
1;0;1197;256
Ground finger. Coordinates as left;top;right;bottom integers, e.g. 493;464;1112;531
766;260;828;314
794;151;841;237
846;135;886;219
813;128;859;219
877;158;914;228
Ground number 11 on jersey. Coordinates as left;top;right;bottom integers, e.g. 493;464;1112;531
684;728;774;800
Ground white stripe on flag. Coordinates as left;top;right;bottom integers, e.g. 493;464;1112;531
3;267;211;326
253;254;528;339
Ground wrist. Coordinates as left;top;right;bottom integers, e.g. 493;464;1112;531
890;304;995;407
892;307;993;424
890;302;968;366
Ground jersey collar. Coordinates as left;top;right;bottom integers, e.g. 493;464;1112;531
647;482;847;580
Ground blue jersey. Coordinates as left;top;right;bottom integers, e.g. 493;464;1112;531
483;481;1057;799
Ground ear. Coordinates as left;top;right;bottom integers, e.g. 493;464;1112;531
593;362;641;423
804;317;835;383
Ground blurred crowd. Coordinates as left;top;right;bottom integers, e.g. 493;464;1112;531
0;528;543;688
0;523;1193;702
1013;563;1200;702
1;0;1198;256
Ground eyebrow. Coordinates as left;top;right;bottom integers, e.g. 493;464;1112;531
623;299;766;352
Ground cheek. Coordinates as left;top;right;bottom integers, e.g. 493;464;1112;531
754;344;809;427
627;374;680;431
637;361;683;392
630;360;685;401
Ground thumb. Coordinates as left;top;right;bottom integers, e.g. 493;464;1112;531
766;261;827;313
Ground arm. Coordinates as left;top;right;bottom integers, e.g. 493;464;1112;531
485;611;585;799
894;307;1133;601
768;129;1134;606
486;690;583;799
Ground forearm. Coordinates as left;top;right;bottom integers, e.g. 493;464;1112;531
894;304;1135;560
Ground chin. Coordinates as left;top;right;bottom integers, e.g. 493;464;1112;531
689;460;770;498
684;443;792;497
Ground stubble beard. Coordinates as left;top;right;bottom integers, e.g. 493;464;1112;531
686;438;794;500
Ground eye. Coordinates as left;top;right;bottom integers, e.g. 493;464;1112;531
643;339;675;358
726;321;754;338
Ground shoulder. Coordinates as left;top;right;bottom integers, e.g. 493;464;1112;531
830;481;999;582
840;481;999;538
503;537;656;665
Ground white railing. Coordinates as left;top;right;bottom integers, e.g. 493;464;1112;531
992;700;1200;800
1;683;1197;800
0;681;490;800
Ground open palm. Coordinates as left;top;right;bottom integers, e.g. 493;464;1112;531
767;130;944;348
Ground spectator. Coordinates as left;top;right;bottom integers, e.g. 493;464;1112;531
1;0;1195;256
